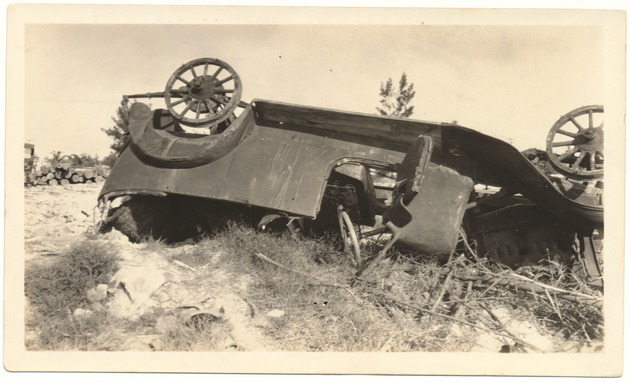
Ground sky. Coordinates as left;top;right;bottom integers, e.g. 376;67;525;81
24;22;604;160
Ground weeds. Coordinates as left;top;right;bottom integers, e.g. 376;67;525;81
25;219;604;352
25;239;120;349
207;222;603;352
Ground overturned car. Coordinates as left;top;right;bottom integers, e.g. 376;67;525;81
97;58;604;284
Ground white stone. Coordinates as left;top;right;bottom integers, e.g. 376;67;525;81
86;284;109;303
266;309;285;318
73;308;93;319
106;265;165;318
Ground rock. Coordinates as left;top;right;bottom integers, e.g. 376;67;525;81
73;308;93;319
86;284;109;303
251;316;270;328
107;289;134;319
90;302;105;313
266;309;285;318
106;265;165;318
109;265;165;304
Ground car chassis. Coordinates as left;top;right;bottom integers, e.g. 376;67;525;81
97;58;604;284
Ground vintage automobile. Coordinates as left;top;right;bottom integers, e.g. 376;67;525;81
97;58;604;283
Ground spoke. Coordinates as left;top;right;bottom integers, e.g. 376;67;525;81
180;102;193;117
571;151;587;169
170;96;190;107
212;96;227;106
211;66;223;80
588;152;596;170
195;101;201;119
557;147;579;162
177;76;191;86
204;100;215;115
557;129;577;138
569;116;584;132
215;75;234;86
203;62;209;77
190;66;198;79
213;89;234;94
588;110;593;128
552;140;574;147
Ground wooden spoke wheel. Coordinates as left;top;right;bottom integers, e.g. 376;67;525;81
546;105;604;180
164;58;243;128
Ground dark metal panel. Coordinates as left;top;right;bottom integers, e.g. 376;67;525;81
100;124;403;218
441;125;603;228
251;100;502;184
384;164;473;254
251;99;444;153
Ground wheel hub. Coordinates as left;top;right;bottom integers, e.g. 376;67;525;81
163;57;243;128
574;126;603;152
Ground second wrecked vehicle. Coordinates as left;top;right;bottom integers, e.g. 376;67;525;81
97;58;604;283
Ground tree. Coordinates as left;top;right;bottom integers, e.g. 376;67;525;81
376;73;416;118
46;150;64;168
70;153;100;167
101;152;118;168
101;96;131;165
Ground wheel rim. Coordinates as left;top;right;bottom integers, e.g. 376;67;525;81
164;58;243;128
337;206;362;267
546;105;604;180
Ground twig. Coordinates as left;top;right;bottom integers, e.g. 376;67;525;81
233;291;259;318
458;227;479;260
459;273;602;307
543;288;563;321
504;271;600;301
173;259;197;272
431;268;453;312
482;270;603;304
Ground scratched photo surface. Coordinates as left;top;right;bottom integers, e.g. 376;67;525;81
5;4;625;377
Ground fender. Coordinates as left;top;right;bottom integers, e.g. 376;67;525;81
127;102;255;168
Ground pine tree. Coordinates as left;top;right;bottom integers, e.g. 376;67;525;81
376;73;416;118
101;97;131;166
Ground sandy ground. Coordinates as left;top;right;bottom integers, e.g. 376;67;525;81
24;183;103;261
24;183;274;351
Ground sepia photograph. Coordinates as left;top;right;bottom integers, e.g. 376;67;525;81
4;2;626;378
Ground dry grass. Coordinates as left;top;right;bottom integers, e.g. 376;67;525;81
25;238;120;350
25;220;603;352
208;223;603;352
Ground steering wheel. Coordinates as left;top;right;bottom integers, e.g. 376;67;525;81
546;105;604;180
164;58;243;128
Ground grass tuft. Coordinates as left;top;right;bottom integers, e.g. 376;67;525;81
25;239;120;349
